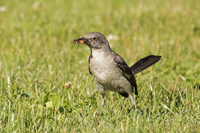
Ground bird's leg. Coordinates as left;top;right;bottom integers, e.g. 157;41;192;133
129;94;136;108
101;94;105;107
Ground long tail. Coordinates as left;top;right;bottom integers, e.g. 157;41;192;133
130;55;161;75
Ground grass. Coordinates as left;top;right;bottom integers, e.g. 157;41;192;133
0;0;200;132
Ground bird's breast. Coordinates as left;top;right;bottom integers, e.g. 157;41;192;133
89;51;122;87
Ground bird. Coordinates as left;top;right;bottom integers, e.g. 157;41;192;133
74;32;161;108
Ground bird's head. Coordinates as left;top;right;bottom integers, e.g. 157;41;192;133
74;32;110;49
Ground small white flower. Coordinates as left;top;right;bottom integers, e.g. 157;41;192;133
0;6;7;12
107;34;119;41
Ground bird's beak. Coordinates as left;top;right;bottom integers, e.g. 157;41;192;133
74;37;90;44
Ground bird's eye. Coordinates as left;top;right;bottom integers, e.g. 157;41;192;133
92;37;97;41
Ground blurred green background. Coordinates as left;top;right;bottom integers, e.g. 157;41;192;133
0;0;200;132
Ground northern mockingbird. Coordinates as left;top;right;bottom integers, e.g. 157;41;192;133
74;32;161;108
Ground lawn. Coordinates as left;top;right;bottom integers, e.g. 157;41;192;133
0;0;200;132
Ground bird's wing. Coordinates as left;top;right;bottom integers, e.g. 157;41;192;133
88;54;92;75
113;52;138;95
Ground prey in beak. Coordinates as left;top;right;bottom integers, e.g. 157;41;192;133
74;37;90;44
